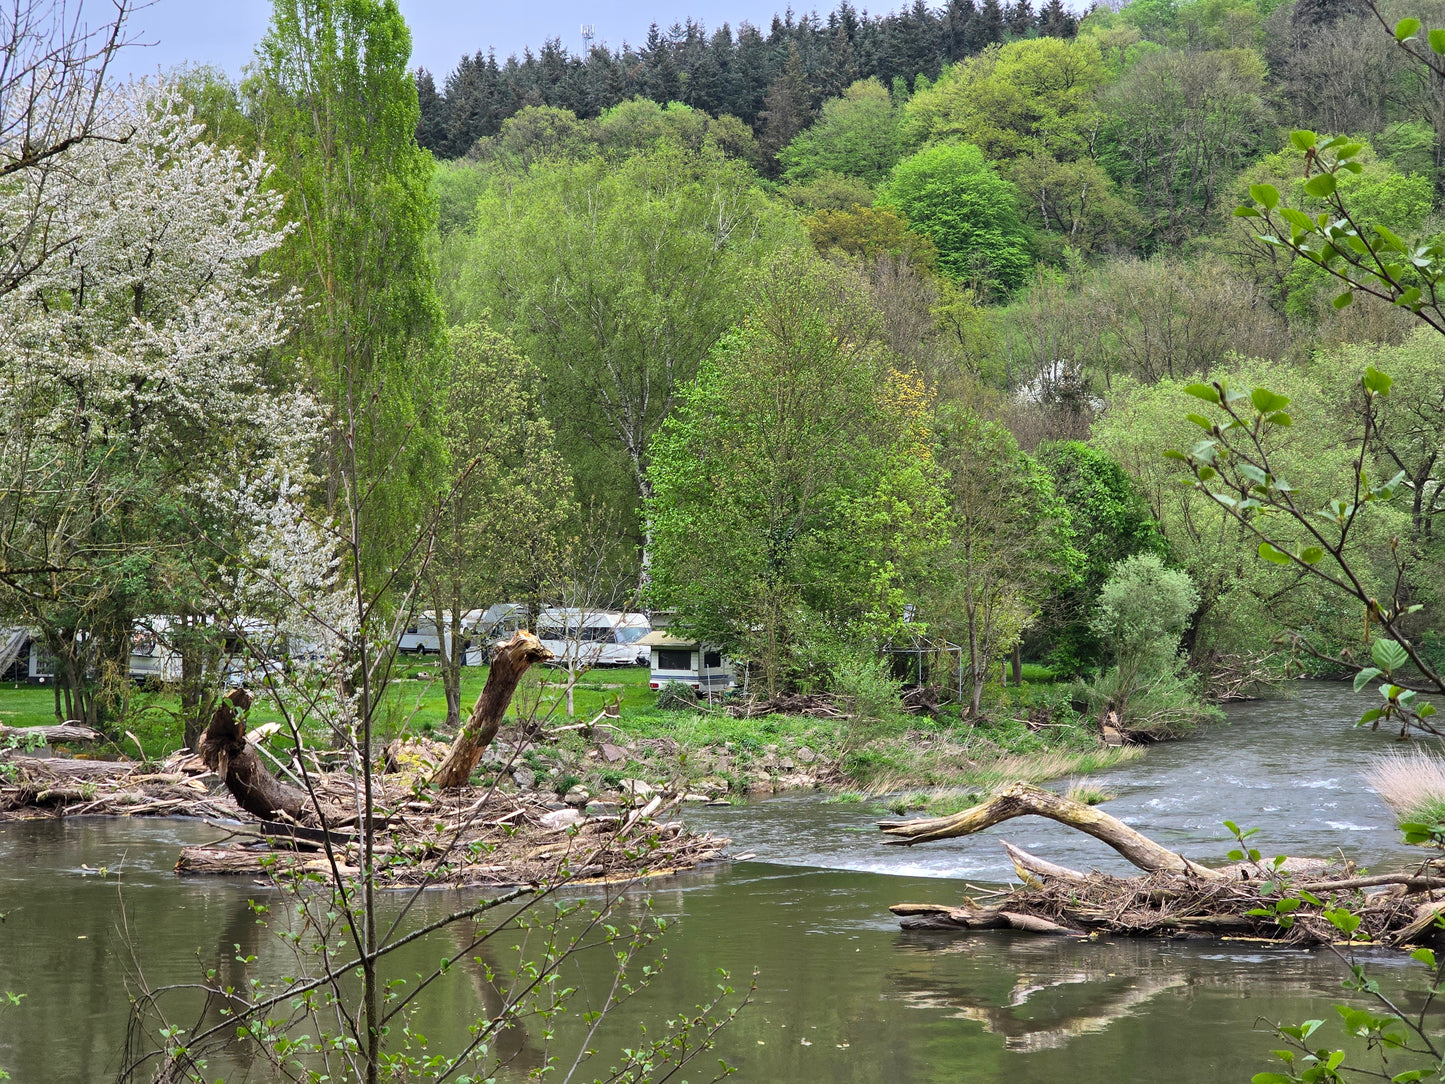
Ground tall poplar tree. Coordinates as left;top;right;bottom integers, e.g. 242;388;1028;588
255;0;445;586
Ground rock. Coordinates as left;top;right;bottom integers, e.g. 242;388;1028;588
706;798;732;807
795;746;816;764
480;740;515;768
513;766;536;790
619;777;654;801
599;742;628;763
760;752;778;769
779;758;795;771
746;775;774;796
1102;726;1125;747
540;808;585;830
681;793;712;803
585;801;621;816
563;786;590;807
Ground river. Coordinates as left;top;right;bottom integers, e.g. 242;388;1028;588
0;681;1438;1082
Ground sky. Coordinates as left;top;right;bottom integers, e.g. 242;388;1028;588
119;0;817;81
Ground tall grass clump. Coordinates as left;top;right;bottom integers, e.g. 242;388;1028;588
1364;748;1445;828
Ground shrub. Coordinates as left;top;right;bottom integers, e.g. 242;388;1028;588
655;681;699;712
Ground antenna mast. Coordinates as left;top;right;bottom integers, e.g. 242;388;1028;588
580;23;595;51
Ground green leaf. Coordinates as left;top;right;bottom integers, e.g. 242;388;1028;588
1250;388;1290;414
1299;546;1324;564
1303;173;1337;198
1280;206;1316;232
1412;947;1437;968
1359;707;1383;726
1234;206;1261;218
1325;908;1361;936
1249;183;1281;210
1396;15;1422;40
1185;413;1214;431
1372;639;1409;672
1162;449;1187;461
1431;27;1445;53
1258;542;1292;565
1184;383;1221;404
1363;366;1394;396
1250;1075;1294;1084
1353;667;1383;692
1332;290;1354;310
1290;130;1318;151
1267;411;1292;426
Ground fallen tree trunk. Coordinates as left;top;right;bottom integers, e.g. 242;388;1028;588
197;689;310;823
880;781;1445;946
0;723;103;746
433;631;552;790
880;781;1225;880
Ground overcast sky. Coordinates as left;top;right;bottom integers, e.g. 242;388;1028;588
119;0;815;82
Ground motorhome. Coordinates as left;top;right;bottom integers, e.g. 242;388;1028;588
537;609;652;668
637;630;735;693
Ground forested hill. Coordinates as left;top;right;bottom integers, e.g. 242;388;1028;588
414;0;1078;158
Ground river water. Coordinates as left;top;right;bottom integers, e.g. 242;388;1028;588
0;681;1439;1082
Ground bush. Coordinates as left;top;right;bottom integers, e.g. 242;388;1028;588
655;681;699;712
830;649;904;723
1072;665;1221;740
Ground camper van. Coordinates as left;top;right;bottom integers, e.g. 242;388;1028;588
638;630;734;693
537;609;652;668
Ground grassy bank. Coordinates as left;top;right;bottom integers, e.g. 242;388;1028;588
0;661;1133;800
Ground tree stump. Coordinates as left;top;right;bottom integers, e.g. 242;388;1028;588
198;688;310;822
432;631;553;789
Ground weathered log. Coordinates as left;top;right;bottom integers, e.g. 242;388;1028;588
1;755;133;778
1002;842;1086;885
0;723;103;745
880;781;1225;881
197;689;310;823
176;845;357;878
432;631;553;790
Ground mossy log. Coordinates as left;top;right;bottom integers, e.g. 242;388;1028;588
881;782;1445;947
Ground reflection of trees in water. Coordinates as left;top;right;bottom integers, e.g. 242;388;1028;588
449;925;545;1076
886;932;1360;1052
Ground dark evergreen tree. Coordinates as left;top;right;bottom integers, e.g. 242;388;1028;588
1005;0;1036;37
1036;0;1077;37
415;0;1078;158
973;0;1007;48
759;42;812;169
414;68;448;153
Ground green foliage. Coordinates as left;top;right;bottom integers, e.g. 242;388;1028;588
927;407;1080;713
655;681;700;712
778;78;900;186
901;38;1108;163
454;143;798;547
256;0;447;586
1033;441;1168;673
1095;363;1390;664
1092;552;1200;667
803;205;938;268
645;257;945;696
878;142;1033;297
1101;46;1275;243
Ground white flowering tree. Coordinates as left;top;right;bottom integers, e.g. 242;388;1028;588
0;80;327;736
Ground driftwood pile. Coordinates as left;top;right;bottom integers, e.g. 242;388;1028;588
728;693;847;719
0;631;729;889
882;782;1445;947
0;750;237;820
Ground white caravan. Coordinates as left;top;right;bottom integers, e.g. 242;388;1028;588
537;609;652;668
638;630;735;693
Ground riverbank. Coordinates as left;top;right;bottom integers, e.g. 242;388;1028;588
0;663;1138;810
